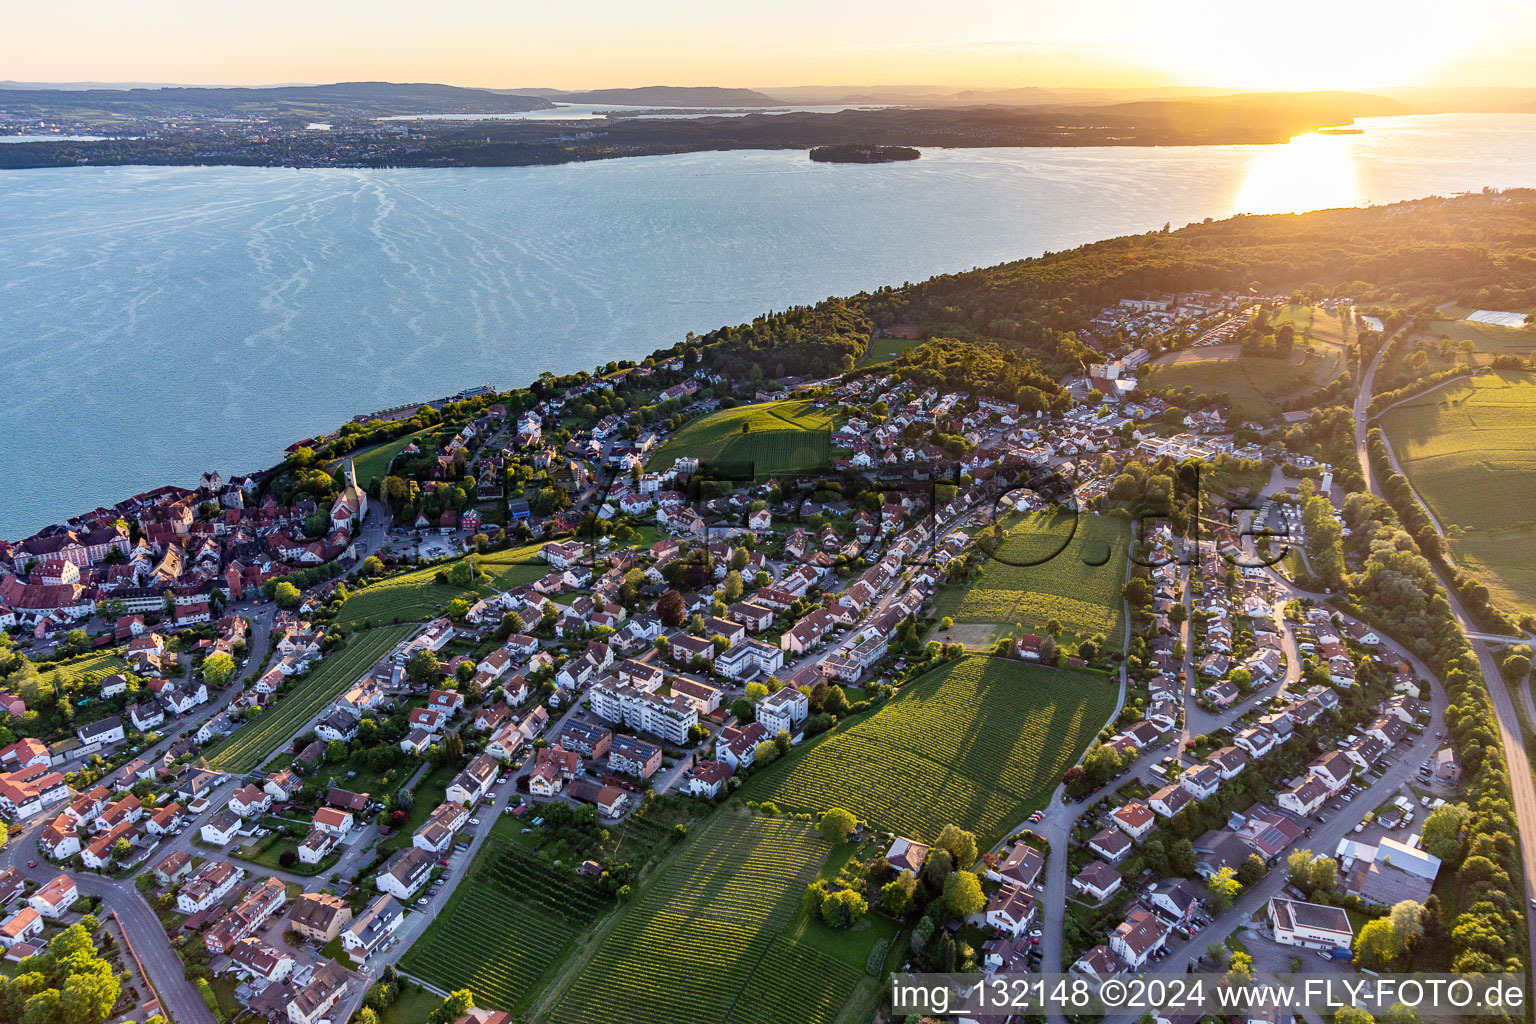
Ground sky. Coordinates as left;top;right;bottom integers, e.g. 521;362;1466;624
5;0;1534;93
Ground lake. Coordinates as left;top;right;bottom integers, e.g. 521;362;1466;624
3;113;1535;537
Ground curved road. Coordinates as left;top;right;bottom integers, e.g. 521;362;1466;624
1354;334;1536;988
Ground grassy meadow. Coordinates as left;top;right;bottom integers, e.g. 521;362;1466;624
646;399;840;478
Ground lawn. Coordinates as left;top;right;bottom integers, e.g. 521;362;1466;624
380;762;459;852
859;334;922;365
1142;342;1343;418
743;655;1117;846
646;399;840;479
400;836;612;1012
1382;370;1536;617
337;545;545;629
934;510;1129;650
378;982;444;1024
536;811;869;1024
204;625;413;773
338;426;437;491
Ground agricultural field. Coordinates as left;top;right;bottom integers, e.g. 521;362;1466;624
646;399;840;479
934;510;1129;649
1381;370;1536;617
401;839;612;1012
1273;303;1349;346
742;655;1115;846
1142;340;1343;418
336;546;545;629
537;812;869;1024
1423;314;1536;357
204;624;413;773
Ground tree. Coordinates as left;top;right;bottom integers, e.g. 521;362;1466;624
406;649;440;686
326;739;348;762
722;570;744;602
728;697;754;721
1226;950;1254;984
1169;838;1197;877
744;682;770;703
819;888;868;928
881;870;918;916
942;870;987;918
1286;849;1315;887
1237;853;1266;888
362;555;385;577
819;808;857;845
935;824;979;870
657;589;686;627
455;660;476;684
428;989;475;1024
821;684;849;717
273;580;301;608
1354;918;1400;970
1420;803;1468;862
1206;866;1240;912
1308;855;1338;896
1388;900;1425;954
202;652;236;689
1337;1008;1376;1024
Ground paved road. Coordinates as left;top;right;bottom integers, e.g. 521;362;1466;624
0;825;219;1024
1354;336;1536;990
1096;571;1452;1023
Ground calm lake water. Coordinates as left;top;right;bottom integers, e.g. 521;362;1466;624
2;113;1535;536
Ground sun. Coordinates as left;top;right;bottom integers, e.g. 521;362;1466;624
1130;0;1477;91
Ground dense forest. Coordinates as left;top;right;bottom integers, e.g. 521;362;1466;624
691;191;1536;408
858;190;1536;351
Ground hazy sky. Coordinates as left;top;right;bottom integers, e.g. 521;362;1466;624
6;0;1534;92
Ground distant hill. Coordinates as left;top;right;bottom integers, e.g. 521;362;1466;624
0;81;552;120
551;86;783;107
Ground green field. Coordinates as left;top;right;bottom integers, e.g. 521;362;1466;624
744;655;1115;845
538;812;869;1024
401;839;612;1012
647;399;840;479
1382;370;1536;617
935;511;1129;649
204;625;413;772
1142;342;1344;418
336;546;546;629
1425;316;1536;356
859;335;922;365
342;427;436;491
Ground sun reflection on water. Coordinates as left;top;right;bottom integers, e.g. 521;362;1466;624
1231;131;1364;216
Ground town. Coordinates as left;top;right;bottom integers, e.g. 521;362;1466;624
0;204;1530;1024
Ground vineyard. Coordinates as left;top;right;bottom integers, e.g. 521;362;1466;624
743;655;1116;845
336;545;545;629
538;813;865;1024
401;839;610;1012
205;624;412;773
936;511;1129;649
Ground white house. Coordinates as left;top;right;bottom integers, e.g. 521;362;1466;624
1269;897;1353;950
